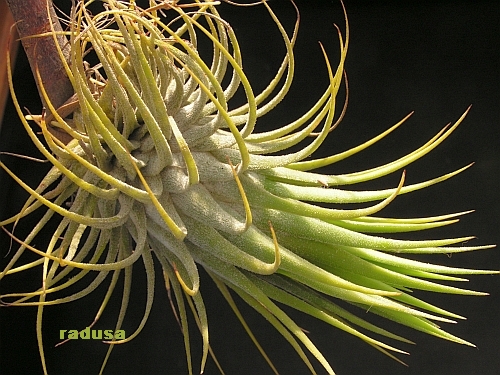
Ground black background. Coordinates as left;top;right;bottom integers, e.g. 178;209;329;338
1;1;499;374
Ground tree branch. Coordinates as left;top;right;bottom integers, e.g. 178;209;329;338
6;0;74;110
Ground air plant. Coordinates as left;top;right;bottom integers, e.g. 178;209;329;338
0;0;497;374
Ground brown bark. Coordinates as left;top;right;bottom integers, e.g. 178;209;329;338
6;0;74;110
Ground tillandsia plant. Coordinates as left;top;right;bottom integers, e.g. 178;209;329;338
0;0;497;374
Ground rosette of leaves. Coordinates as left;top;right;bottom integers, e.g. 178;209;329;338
0;1;496;374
